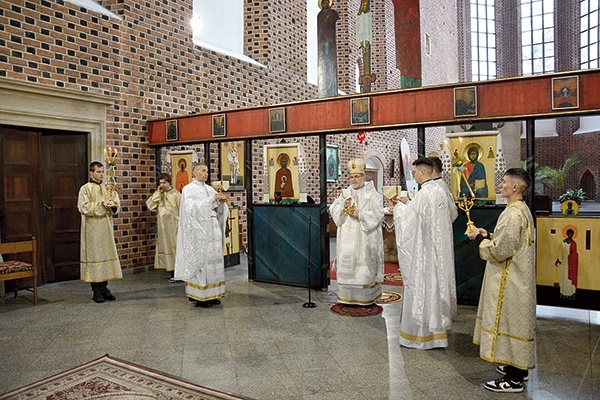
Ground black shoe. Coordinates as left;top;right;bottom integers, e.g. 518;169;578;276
210;299;221;305
102;289;116;301
188;297;196;302
484;378;524;393
195;301;212;308
496;365;529;381
92;292;105;303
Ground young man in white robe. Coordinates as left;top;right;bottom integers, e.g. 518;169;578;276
78;161;122;303
467;168;535;393
330;158;384;305
174;164;228;308
146;173;181;282
391;157;456;349
428;152;458;223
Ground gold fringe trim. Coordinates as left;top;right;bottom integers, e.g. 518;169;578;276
400;330;448;343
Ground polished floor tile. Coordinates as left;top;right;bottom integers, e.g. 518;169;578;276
1;254;599;399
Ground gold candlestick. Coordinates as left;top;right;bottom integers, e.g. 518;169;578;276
104;147;118;207
457;196;478;235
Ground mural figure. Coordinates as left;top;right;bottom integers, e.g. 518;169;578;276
275;153;295;198
227;145;239;185
317;0;339;98
175;158;189;192
460;146;488;198
555;228;578;299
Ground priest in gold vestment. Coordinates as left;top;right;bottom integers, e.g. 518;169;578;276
146;173;181;280
468;168;535;393
78;161;123;303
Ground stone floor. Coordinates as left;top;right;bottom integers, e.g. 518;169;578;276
1;254;600;399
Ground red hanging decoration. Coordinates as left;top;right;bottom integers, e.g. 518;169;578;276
357;131;366;143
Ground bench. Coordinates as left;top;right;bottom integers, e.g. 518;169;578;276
0;237;38;305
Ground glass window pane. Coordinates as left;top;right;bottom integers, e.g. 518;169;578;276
523;45;532;60
532;15;543;30
591;44;598;60
487;5;495;18
581;0;589;14
544;42;554;57
582;50;589;63
523;62;532;75
523;32;532;46
591;11;598;27
489;19;496;33
489;63;496;76
522;17;532;32
480;61;488;74
543;13;554;28
581;33;589;47
592;0;599;10
489;49;496;62
533;58;544;73
533;29;543;44
480;47;488;60
471;17;479;31
471;32;479;44
591;27;599;43
472;60;479;74
591;59;598;68
544;28;554;42
471;3;478;17
479;32;488;46
581;16;589;32
544;57;554;72
489;34;496;48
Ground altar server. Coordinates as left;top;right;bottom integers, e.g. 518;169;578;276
146;173;181;281
330;158;384;305
392;157;456;349
78;161;122;303
467;168;535;393
174;163;228;308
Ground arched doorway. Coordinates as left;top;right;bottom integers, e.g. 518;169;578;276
365;156;384;190
580;170;596;201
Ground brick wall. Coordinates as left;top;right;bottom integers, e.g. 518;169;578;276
0;0;461;273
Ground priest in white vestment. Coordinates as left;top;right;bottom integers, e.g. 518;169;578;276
78;161;123;303
174;164;228;308
146;172;181;281
467;168;535;393
429;152;458;223
330;158;384;305
392;157;456;349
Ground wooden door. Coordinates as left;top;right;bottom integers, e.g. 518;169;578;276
41;134;87;282
0;127;87;284
0;128;39;244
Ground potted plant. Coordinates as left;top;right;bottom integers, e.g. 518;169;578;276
558;188;588;205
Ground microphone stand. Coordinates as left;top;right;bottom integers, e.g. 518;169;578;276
303;215;317;308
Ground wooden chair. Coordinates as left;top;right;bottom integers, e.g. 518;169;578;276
0;237;38;304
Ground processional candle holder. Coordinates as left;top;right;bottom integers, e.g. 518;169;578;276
104;146;118;207
457;195;478;235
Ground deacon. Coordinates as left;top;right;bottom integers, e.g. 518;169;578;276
428;152;458;223
78;161;122;303
467;168;535;393
330;158;384;305
174;163;228;308
391;157;456;349
146;173;181;282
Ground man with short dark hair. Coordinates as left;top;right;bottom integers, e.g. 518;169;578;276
467;168;535;393
392;157;456;349
428;152;458;222
146;173;181;282
78;161;122;303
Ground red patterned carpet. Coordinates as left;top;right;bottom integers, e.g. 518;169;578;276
329;261;403;286
376;290;403;304
330;303;383;317
0;355;247;400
